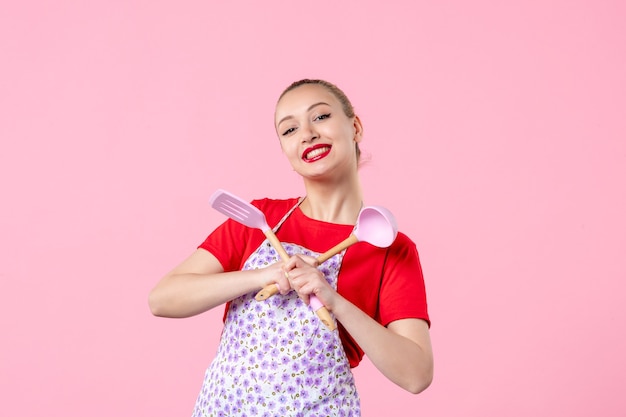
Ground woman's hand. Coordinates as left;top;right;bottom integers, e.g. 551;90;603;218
280;254;337;307
256;259;292;293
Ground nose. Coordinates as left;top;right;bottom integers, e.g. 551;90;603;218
300;122;319;143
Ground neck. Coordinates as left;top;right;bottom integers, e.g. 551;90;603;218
300;177;364;225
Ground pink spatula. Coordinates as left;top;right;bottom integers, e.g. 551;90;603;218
210;189;290;261
209;189;336;331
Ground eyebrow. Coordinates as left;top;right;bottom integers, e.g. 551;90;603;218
276;102;330;127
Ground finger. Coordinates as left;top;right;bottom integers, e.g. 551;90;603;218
275;267;292;294
283;256;300;271
299;293;310;306
298;254;320;267
286;269;303;292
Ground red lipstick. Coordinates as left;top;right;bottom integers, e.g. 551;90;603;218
302;144;331;163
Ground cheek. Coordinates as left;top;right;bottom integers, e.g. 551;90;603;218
335;126;356;144
328;120;354;139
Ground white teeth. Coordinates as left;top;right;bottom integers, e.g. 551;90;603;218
305;147;330;160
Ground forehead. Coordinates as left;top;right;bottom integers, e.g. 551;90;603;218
275;84;340;121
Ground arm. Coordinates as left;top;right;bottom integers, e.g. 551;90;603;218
148;248;286;318
284;255;433;394
332;298;433;394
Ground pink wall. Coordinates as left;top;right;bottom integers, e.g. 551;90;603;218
1;1;625;416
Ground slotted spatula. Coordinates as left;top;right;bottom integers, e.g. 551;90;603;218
210;189;290;262
209;189;335;330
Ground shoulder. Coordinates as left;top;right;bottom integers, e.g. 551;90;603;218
393;231;416;246
383;231;424;274
390;231;419;254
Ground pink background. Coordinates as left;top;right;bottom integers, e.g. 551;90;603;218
1;1;625;416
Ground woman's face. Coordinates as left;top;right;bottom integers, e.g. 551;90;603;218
274;84;362;180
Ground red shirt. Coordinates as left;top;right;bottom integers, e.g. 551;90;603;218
199;197;430;367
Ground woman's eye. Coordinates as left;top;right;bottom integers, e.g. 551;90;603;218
315;113;331;121
282;127;296;136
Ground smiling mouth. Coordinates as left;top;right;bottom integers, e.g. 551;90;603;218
303;145;331;162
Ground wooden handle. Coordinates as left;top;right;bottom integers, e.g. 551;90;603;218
255;285;335;330
254;230;289;302
255;283;280;301
263;230;290;262
310;297;336;330
316;233;358;263
315;307;336;331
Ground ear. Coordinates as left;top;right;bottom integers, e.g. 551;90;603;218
353;115;364;143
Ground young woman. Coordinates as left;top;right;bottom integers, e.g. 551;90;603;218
149;79;433;416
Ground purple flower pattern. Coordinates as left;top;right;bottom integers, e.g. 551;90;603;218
192;241;360;416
